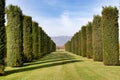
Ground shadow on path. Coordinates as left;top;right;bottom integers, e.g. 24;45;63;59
5;51;83;76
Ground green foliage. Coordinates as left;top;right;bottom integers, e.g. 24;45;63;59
46;36;50;53
43;33;47;55
43;30;46;54
32;21;39;59
39;30;56;55
42;31;46;55
70;37;74;53
6;5;23;67
23;15;33;62
72;36;75;53
66;32;80;55
40;30;44;56
32;24;56;59
50;41;56;52
78;31;81;56
38;27;42;58
75;32;79;55
70;39;73;52
102;6;119;65
92;15;103;61
65;41;71;52
52;41;56;52
81;26;86;57
0;0;6;75
86;22;93;58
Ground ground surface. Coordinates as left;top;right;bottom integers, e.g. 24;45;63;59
1;50;120;80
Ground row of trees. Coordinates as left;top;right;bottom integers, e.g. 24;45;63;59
0;0;6;75
65;6;119;66
0;0;56;75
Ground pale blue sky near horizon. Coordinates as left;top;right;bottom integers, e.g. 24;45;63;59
6;0;120;37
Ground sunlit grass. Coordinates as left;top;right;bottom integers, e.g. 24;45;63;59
0;51;120;80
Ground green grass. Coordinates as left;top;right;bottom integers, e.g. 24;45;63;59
1;50;120;80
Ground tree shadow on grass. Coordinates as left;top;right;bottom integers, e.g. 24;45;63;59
24;52;77;67
24;58;76;67
5;60;82;76
5;52;83;76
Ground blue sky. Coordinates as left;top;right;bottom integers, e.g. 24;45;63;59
6;0;119;37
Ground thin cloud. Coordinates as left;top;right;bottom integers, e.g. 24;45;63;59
6;0;120;37
42;0;59;6
60;11;73;27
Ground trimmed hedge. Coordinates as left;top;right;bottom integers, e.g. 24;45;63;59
32;21;39;59
72;37;74;53
102;6;119;65
65;6;119;66
70;37;74;53
81;26;86;57
42;31;46;55
0;0;6;75
75;32;79;55
86;22;93;58
78;31;81;56
6;5;23;67
23;15;33;62
65;41;71;52
43;33;48;55
92;15;103;61
38;27;42;58
40;30;44;56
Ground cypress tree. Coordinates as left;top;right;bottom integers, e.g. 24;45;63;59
72;36;75;54
6;5;23;67
86;22;93;58
38;27;42;58
47;36;50;54
72;36;75;53
50;40;53;52
51;41;56;52
78;31;81;56
92;15;103;61
0;0;6;75
72;37;74;53
102;6;119;65
65;42;68;51
72;34;76;54
77;33;79;55
47;37;51;54
50;39;54;53
51;40;56;52
75;32;79;55
23;15;33;62
54;42;56;51
47;37;51;53
43;33;48;55
71;37;73;53
68;41;71;52
65;41;71;52
42;31;46;56
71;38;73;52
41;30;44;56
65;42;67;51
73;34;76;54
81;26;86;57
48;37;51;53
32;21;39;59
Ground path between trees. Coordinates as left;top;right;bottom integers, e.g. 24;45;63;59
1;50;120;80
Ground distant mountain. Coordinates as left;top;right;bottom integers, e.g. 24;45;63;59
51;36;72;46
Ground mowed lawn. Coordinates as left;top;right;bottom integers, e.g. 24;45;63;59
1;51;120;80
